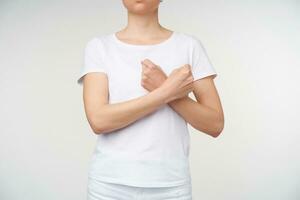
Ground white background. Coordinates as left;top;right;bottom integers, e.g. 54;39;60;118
0;0;299;199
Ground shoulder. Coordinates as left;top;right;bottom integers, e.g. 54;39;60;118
86;33;115;52
84;37;100;51
83;34;113;54
85;33;112;46
175;32;204;49
177;32;202;43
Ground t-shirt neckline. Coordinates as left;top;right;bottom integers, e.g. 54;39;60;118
112;31;177;49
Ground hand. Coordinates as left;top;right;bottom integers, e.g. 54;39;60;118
140;59;168;92
160;64;194;103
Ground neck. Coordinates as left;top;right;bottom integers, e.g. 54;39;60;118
121;9;165;38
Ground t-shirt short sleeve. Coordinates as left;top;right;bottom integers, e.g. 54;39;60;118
190;37;217;81
77;37;107;85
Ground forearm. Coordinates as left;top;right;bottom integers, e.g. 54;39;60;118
168;96;222;137
94;87;168;134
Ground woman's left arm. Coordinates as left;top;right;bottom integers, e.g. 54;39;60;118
168;76;224;138
141;59;224;138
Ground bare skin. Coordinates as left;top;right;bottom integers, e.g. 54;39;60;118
141;59;224;137
83;65;193;134
82;0;224;137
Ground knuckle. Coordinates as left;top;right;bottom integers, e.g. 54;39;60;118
144;68;151;73
183;69;189;74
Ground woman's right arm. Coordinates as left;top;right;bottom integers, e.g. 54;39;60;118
82;65;193;135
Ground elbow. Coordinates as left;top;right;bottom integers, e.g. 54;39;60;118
211;117;224;138
89;115;110;135
91;125;106;135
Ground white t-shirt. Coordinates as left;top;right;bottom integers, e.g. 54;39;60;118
77;31;217;187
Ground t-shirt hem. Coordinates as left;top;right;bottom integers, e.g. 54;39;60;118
88;175;191;188
193;71;217;82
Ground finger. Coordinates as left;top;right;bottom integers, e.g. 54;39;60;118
157;65;167;75
177;65;187;72
156;65;163;70
142;59;157;69
184;64;191;70
141;64;147;75
142;63;152;74
183;76;194;86
184;64;192;72
141;62;147;70
141;61;151;69
180;64;191;73
182;82;194;92
186;74;194;82
142;74;148;81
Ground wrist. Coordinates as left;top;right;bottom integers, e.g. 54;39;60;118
155;85;171;104
168;95;188;106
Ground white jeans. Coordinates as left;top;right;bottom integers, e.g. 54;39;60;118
87;177;193;200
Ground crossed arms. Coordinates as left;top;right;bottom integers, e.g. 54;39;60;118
81;59;224;138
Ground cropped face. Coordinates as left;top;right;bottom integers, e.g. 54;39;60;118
122;0;161;15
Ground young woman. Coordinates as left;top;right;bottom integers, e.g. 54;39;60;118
77;0;224;199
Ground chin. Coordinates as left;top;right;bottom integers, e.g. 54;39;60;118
123;0;159;14
131;3;151;14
